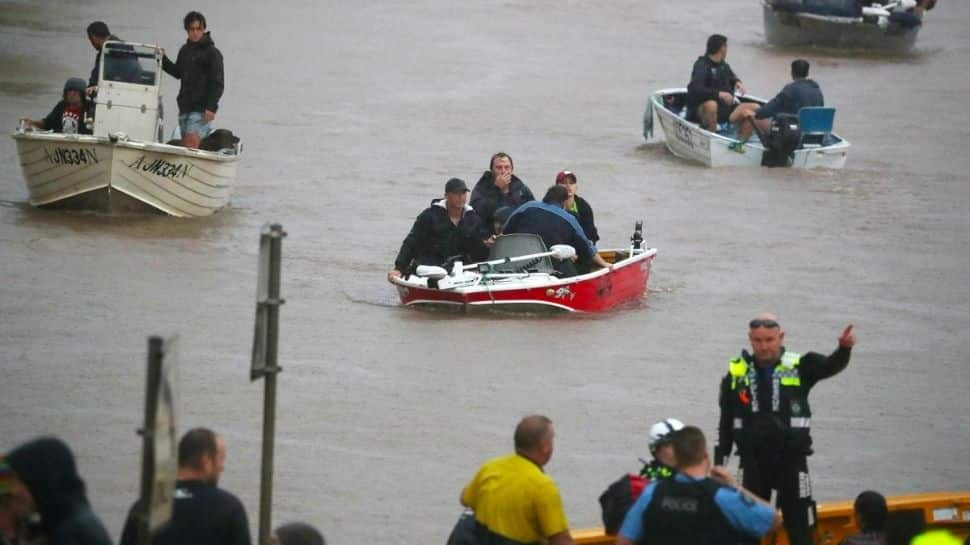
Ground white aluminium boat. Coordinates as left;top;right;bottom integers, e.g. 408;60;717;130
643;88;850;169
11;41;241;217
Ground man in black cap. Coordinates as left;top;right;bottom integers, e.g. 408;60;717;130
389;178;491;280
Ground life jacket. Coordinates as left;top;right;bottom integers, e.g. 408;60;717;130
727;350;814;455
640;478;740;545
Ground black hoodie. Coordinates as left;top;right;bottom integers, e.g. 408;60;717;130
469;171;535;226
6;438;112;545
162;32;225;114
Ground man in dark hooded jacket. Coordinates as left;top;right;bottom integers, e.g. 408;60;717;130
5;437;112;545
162;11;225;149
469;152;535;226
737;59;825;141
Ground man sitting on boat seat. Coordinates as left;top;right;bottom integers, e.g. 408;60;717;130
388;178;490;281
503;185;610;277
687;34;756;132
470;152;536;227
19;77;92;135
736;59;824;142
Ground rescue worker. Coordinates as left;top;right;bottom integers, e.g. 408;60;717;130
715;313;856;545
598;418;684;534
616;426;781;545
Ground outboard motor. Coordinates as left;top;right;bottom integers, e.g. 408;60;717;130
631;221;644;251
761;113;801;168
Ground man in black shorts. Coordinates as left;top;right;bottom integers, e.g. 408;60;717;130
120;428;251;545
686;34;756;132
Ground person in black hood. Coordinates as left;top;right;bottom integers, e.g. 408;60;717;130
737;59;825;142
20;78;93;134
389;178;490;280
469;152;535;228
162;11;225;149
5;437;112;545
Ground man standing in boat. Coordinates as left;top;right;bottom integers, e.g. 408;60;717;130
470;152;535;227
686;34;756;132
85;21;119;96
735;59;824;142
388;178;490;280
503;185;611;276
715;314;856;545
162;11;224;149
460;415;576;545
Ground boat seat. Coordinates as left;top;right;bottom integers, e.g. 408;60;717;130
488;234;555;274
798;107;836;147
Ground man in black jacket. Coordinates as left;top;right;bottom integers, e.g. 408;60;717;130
555;170;598;244
4;437;112;545
389;178;490;280
162;11;224;149
736;59;825;141
120;428;251;545
469;152;535;227
687;35;754;132
715;314;855;545
85;21;118;96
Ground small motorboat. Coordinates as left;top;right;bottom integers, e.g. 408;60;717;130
388;225;657;313
11;40;241;217
643;88;850;169
762;0;923;51
572;490;970;545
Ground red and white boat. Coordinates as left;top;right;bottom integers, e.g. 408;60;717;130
388;226;657;313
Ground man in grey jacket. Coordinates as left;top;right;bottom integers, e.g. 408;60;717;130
736;59;824;141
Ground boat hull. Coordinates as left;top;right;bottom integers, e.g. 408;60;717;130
763;3;920;51
11;131;239;217
573;490;970;545
390;249;657;313
649;89;850;169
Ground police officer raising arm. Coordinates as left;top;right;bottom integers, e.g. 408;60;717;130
715;314;856;545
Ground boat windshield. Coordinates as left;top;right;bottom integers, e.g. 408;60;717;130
103;43;158;86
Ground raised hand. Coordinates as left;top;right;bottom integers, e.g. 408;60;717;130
838;324;855;349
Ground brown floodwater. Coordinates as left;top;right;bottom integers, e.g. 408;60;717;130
1;1;968;543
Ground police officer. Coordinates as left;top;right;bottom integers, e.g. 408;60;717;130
715;313;856;545
616;426;781;545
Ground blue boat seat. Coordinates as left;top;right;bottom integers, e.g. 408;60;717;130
798;107;836;147
487;234;555;274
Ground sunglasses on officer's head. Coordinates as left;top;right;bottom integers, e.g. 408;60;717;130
749;319;780;329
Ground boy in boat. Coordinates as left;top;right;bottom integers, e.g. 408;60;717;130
162;11;224;149
388;178;490;281
20;78;92;134
555;170;599;245
687;34;757;132
735;59;824;143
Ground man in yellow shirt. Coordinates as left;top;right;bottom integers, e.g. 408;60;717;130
460;415;574;545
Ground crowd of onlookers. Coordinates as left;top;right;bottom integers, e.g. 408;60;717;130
0;432;323;545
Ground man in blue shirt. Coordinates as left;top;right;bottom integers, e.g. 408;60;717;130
616;426;781;545
503;185;610;276
736;59;824;142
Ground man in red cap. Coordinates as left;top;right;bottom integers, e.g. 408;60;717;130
555;170;598;244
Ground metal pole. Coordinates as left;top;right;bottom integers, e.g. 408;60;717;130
138;336;164;545
257;224;284;545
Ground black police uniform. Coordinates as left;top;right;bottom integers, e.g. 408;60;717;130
715;346;851;545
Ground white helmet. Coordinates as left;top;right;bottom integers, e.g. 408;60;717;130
648;418;685;454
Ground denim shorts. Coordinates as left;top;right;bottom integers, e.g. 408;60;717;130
178;112;211;138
